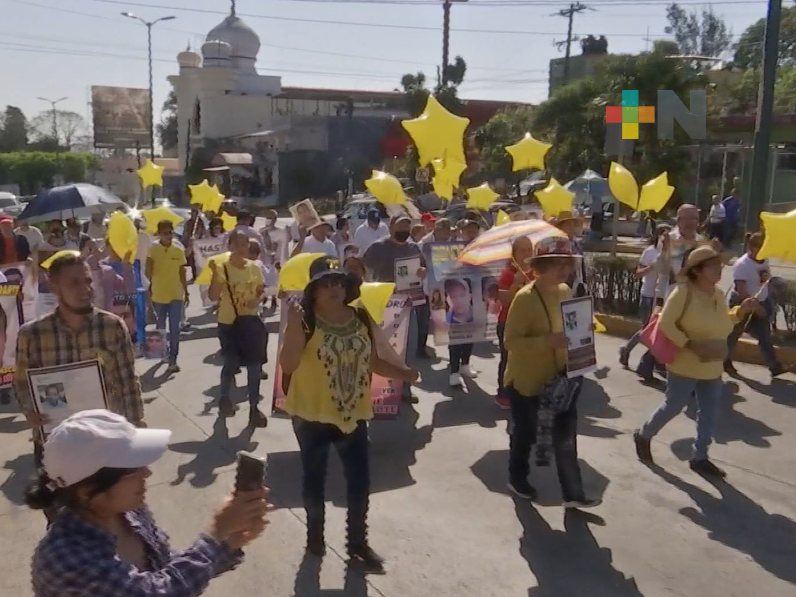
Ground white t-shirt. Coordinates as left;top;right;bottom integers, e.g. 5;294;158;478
353;222;389;254
654;228;704;299
639;245;660;298
708;204;726;223
733;253;769;302
15;226;44;252
301;235;338;258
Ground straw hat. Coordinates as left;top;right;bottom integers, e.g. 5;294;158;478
529;236;577;261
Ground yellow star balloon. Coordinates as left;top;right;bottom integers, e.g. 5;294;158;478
194;252;231;284
365;170;406;205
495;210;511;227
637;172;675;214
221;212;238;232
536;178;575;218
136;159;164;188
142;206;183;234
466;183;499;210
608;162;639;210
401;95;470;167
354;282;396;325
431;157;466;200
107;212;138;263
505;133;552;172
278;252;326;291
758;209;796;264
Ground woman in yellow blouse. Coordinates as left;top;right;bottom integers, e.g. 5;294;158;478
208;230;267;427
634;246;758;478
280;256;418;573
503;236;600;509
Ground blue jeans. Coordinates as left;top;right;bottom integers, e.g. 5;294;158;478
726;296;780;371
639;373;723;460
153;300;183;365
623;296;654;355
218;323;262;407
293;417;370;543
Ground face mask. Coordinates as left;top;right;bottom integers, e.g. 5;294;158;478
393;230;410;243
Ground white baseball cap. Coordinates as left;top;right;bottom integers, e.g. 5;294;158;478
43;410;171;488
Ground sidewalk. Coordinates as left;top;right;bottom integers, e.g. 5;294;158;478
1;299;795;597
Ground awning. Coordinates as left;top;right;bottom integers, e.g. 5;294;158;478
211;153;253;166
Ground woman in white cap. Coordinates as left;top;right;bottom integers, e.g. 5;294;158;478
634;246;759;478
26;409;269;597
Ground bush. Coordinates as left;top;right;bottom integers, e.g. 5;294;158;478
587;253;796;336
586;254;642;317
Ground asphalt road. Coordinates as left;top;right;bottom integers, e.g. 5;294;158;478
1;284;795;597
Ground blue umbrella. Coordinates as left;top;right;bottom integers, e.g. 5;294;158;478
19;184;126;224
564;169;613;208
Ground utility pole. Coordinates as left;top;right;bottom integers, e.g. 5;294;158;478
441;0;468;86
36;96;68;144
553;2;590;86
345;97;354;197
746;0;783;233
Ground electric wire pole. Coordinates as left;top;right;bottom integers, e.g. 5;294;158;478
553;2;590;85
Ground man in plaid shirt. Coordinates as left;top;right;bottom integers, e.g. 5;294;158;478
14;253;145;471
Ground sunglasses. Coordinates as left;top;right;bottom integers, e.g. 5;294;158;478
317;276;345;289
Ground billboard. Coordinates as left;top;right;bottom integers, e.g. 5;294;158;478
91;86;150;148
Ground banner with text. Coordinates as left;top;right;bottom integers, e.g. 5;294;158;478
423;242;505;346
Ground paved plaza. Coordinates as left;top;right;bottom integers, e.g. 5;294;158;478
1;289;796;597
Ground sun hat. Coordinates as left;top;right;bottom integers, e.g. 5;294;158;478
308;219;332;231
43;410;171;489
421;213;436;224
305;256;361;304
678;245;721;280
528;236;577;261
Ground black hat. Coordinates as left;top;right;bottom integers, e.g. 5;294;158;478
305;256;362;305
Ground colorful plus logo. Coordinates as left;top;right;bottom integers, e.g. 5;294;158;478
605;91;655;140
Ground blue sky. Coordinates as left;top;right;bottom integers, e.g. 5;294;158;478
0;0;769;129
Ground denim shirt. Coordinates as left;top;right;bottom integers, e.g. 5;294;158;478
32;506;242;597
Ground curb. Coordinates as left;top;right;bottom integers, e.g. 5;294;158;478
595;313;796;368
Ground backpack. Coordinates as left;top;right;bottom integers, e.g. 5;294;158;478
280;307;373;395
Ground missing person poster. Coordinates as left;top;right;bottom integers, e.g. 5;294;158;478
271;292;411;420
289;199;321;230
423;242;504;346
561;296;597;377
0;263;30;389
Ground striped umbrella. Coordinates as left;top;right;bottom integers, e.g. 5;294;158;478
458;219;568;266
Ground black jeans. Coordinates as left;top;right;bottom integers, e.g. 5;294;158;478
449;343;473;373
292;417;370;544
497;322;507;393
34;441;58;526
414;302;430;355
507;386;585;502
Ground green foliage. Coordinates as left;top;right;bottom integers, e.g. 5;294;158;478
734;6;796;69
665;3;731;57
0;151;99;194
473;107;536;182
157;91;179;151
716;66;796;114
0;106;29;152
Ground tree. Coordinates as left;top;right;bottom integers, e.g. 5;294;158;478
0;151;98;194
157;90;178;151
734;6;796;68
665;3;731;57
29;110;87;149
652;39;681;56
0;106;29;152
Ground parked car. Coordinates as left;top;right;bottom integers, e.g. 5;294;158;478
0;192;24;218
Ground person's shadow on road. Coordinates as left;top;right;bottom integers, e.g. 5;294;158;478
1;453;35;505
292;553;369;597
168;417;258;488
649;464;796;585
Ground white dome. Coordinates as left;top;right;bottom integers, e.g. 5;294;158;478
205;15;260;61
178;48;201;69
202;39;232;59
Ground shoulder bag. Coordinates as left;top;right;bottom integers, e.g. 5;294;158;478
638;285;692;364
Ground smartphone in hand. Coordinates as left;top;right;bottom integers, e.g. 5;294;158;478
234;452;266;494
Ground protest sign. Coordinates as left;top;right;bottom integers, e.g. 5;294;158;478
561;296;597;377
0;278;24;389
271;292;410;420
423;242;504;346
193;236;227;305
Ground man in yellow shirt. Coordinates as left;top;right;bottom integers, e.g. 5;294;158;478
145;220;188;374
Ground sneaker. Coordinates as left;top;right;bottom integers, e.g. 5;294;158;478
770;363;787;377
563;497;602;509
166;364;181;374
218;398;238;418
635;365;654;384
449;372;462;387
494;393;511;410
348;543;385;574
248;408;268;428
260;370;269;380
507;479;538;500
618;347;630;368
633;431;653;464
689;458;726;478
460;364;478;379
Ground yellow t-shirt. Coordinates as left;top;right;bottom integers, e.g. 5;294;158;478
217;260;265;325
503;281;571;397
283;313;372;433
147;243;187;304
658;283;739;380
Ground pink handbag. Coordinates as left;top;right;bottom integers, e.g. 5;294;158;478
638;288;692;365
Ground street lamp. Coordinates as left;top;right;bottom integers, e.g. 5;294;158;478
36;96;68;143
121;11;176;161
